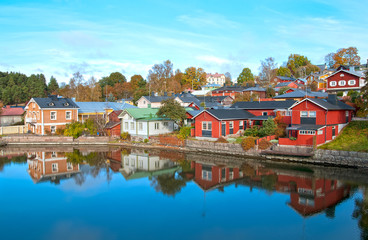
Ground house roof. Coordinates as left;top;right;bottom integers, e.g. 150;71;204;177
212;85;247;92
207;73;225;78
105;121;120;129
142;95;172;103
230;100;296;110
31;96;79;109
195;96;231;103
0;106;24;116
275;82;296;88
327;69;365;79
243;86;266;92
316;64;327;72
76;101;136;114
287;124;325;131
273;90;328;99
119;108;171;121
196;109;255;120
290;97;355;111
276;76;297;81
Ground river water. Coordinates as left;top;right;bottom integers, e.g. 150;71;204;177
0;146;367;240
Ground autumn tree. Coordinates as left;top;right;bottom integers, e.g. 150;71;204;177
99;72;127;99
147;60;174;94
332;47;361;68
169;69;183;93
225;72;232;86
130;75;146;91
325;52;335;69
181;67;206;90
237;68;254;86
266;87;276;98
356;71;368;117
278;86;289;95
233;92;259;103
259;57;277;86
310;82;318;91
277;66;292;77
286;54;319;78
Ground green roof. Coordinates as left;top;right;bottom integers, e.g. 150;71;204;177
121;108;170;121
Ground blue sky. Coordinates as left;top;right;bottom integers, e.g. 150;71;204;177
1;0;367;84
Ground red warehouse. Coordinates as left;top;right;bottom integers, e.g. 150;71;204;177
279;94;354;146
193;109;255;138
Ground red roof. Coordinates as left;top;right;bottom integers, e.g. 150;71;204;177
1;106;24;116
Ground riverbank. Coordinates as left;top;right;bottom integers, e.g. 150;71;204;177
2;134;368;168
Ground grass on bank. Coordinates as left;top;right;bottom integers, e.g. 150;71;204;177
319;121;368;152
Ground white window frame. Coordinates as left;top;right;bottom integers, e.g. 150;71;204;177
299;130;316;135
301;111;308;117
37;111;40;120
50;126;56;133
50;111;57;120
318;130;323;135
163;122;169;127
154;122;160;130
130;122;135;130
229;121;233;129
309;111;316;118
67;162;73;171
202;170;212;181
348;80;356;86
139;122;143;131
52;163;58;172
338;80;346;86
51;152;57;158
202;121;212;130
330;81;337;87
239;121;243;127
340;74;344;77
124;122;128;130
65;111;72;120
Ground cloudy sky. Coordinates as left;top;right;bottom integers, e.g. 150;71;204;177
1;0;367;84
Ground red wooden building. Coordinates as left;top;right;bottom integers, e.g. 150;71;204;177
192;109;256;138
279;94;354;146
326;69;365;93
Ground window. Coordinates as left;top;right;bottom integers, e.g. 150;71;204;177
301;111;308;117
139;122;143;131
309;111;316;117
202;170;212;181
50;126;56;133
330;81;337;87
67;162;73;170
143;100;146;104
340;74;344;77
318;130;323;135
37;111;40;120
66;111;71;120
163;122;169;127
51;152;57;158
154;122;159;130
229;121;233;129
202;122;212;130
338;80;346;86
125;122;128;130
50;111;56;120
239;121;243;127
348;80;356;86
130;122;134;130
262;112;268;116
52;163;58;172
299;130;316;135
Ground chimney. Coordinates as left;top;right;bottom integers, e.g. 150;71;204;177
327;94;338;105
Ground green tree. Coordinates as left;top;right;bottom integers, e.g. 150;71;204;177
266;87;276;98
130;75;146;90
157;98;187;127
356;71;368;117
278;86;289;95
237;68;254;86
277;66;292;77
259;117;277;137
225;72;232;86
181;67;206;90
47;76;59;94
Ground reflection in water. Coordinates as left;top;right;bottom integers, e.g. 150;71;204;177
0;147;366;239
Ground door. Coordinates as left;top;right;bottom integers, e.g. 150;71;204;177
332;126;336;138
202;122;212;137
346;111;349;123
221;122;226;136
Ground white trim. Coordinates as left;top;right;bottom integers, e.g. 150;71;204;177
65;111;72;120
326;69;363;79
348;80;356;86
289;98;327;111
35;123;72;126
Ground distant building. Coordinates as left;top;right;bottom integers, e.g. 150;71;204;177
0;105;24;126
206;73;226;85
326;68;366;95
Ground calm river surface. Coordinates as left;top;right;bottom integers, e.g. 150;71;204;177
0;146;368;240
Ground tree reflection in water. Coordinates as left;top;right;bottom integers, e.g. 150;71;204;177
66;149;112;185
353;187;368;240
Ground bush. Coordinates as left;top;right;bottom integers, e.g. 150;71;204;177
56;128;65;135
258;139;273;150
64;121;84;138
244;126;260;137
241;137;256;151
289;136;297;141
337;92;343;97
216;137;228;143
177;126;192;140
144;138;149;143
120;132;131;140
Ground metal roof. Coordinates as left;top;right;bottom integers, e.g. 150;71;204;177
119;108;171;121
230;100;296;109
273;90;328;99
76;101;136;113
201;109;255;120
32;96;79;109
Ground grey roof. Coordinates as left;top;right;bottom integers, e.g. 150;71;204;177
33;96;79;109
212;85;247;92
230;100;296;110
105;121;120;129
287;124;324;131
276;76;297;81
275;82;295;88
187;110;202;117
243;86;266;92
303;98;355;111
143;95;172;103
76;101;136;114
273;90;328;99
195;96;230;103
204;109;255;120
328;69;365;79
316;64;326;72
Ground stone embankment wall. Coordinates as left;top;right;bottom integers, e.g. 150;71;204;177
2;135;110;145
185;140;260;157
312;149;368;168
